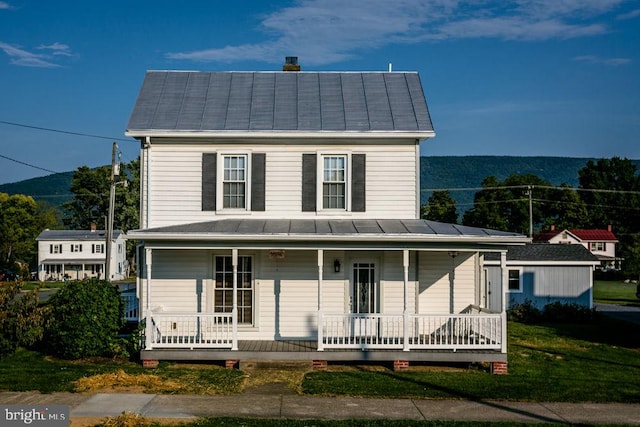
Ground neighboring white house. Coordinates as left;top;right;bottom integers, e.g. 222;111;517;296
484;244;600;310
36;226;128;281
534;225;621;270
125;62;528;372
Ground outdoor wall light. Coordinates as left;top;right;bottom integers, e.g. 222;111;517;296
334;259;341;273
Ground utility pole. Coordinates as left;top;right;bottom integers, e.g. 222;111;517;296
527;185;533;238
105;142;119;281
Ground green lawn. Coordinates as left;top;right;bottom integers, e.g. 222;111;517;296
1;317;639;403
302;319;640;403
594;280;640;306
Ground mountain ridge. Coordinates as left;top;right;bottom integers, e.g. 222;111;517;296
2;156;639;213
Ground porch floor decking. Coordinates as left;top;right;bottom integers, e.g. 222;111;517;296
141;340;506;364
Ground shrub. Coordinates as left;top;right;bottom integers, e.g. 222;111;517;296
44;279;124;359
542;301;598;323
508;300;598;324
507;299;542;323
0;282;48;358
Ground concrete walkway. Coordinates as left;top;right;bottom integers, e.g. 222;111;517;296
1;391;640;425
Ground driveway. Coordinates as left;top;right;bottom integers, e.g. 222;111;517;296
594;303;640;326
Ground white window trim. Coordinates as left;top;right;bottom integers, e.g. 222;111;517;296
216;151;252;212
317;151;352;212
506;267;523;293
213;254;256;327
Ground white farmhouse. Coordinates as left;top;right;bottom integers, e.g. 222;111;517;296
36;226;128;281
125;61;528;372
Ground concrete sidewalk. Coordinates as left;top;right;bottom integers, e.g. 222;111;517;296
2;391;640;425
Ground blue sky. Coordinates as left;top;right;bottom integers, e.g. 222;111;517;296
1;0;639;184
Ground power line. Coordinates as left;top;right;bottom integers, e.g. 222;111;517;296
422;184;640;195
0;153;59;174
0;120;133;143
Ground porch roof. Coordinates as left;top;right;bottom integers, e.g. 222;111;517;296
128;219;528;249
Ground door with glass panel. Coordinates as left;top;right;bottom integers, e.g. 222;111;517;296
351;262;379;342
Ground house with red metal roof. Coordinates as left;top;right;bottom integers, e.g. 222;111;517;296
533;225;621;270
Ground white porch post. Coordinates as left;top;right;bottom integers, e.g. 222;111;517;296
317;249;324;351
403;249;410;351
144;248;153;350
231;249;239;351
500;251;508;353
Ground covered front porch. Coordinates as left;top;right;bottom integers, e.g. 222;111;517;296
130;219;527;369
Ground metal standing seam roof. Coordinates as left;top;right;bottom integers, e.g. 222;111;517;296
36;230;124;241
127;219;526;242
126;71;434;135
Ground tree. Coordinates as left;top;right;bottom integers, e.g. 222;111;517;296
542;184;588;231
0;193;60;272
422;190;458;223
578;157;640;233
462;174;584;235
63;159;140;239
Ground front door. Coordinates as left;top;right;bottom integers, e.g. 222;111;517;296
352;262;378;313
351;262;380;343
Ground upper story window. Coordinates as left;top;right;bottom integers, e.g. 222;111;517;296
201;152;265;213
302;153;365;213
92;244;105;254
590;242;605;251
50;244;62;254
322;155;346;209
223;155;247;209
70;244;83;253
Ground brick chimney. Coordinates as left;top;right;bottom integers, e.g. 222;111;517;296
550;225;555;231
608;224;612;232
90;222;97;232
283;56;300;71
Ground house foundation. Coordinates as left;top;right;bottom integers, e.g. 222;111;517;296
491;361;508;375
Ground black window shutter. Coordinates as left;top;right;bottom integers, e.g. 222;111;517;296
251;153;266;211
302;153;317;212
351;154;366;212
202;153;217;211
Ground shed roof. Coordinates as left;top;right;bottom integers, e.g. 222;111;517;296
484;243;599;262
126;71;434;137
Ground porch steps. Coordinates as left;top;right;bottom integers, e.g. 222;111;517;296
239;360;313;371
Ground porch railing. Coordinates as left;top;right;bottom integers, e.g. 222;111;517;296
143;312;502;352
321;313;502;351
148;313;233;349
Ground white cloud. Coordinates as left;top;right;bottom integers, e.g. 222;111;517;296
0;2;11;10
573;55;631;66
166;0;630;65
37;42;73;57
0;41;60;67
617;8;640;20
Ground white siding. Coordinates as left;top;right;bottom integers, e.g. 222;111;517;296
144;141;418;227
141;248;426;341
417;252;476;314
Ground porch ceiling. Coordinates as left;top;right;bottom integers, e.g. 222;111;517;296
127;219;529;250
